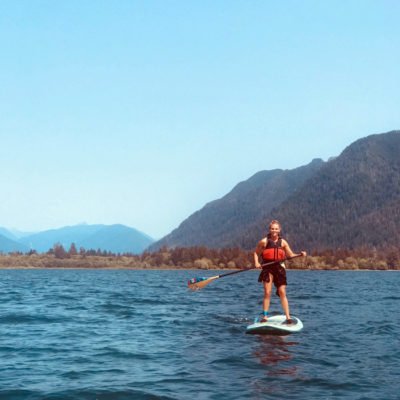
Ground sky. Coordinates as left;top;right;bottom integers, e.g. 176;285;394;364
0;0;399;239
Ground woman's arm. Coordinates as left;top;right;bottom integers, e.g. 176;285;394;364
282;239;307;258
253;238;266;268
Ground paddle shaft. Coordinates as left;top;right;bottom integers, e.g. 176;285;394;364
216;254;303;279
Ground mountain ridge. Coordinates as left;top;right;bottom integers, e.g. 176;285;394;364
262;130;400;251
0;234;30;253
149;158;325;250
0;224;154;254
151;130;400;252
3;130;398;256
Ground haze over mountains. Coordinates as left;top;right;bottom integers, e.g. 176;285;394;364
2;130;399;256
0;224;154;254
151;130;400;253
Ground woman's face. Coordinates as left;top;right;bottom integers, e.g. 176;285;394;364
269;223;281;238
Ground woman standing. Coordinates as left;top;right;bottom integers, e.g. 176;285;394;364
254;220;306;323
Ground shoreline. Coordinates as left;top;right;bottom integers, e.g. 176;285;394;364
0;254;398;271
0;266;399;271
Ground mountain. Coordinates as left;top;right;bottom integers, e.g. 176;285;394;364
150;158;325;250
80;224;154;254
17;224;154;254
257;130;400;252
19;224;105;252
0;234;30;253
7;228;37;239
150;130;400;253
0;227;18;241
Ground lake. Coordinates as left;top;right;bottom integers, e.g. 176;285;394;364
0;269;399;399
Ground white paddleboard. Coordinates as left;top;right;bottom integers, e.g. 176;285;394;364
246;315;303;335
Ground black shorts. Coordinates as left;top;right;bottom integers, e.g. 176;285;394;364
258;263;287;295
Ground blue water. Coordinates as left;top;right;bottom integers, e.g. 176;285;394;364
0;269;399;400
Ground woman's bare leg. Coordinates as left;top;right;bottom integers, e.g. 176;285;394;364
262;274;273;320
278;285;291;320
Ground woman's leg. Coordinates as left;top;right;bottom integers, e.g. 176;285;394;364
262;274;273;321
278;285;291;320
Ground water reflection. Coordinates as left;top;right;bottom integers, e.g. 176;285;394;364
253;334;299;377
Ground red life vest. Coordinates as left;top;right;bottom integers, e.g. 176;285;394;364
262;238;286;262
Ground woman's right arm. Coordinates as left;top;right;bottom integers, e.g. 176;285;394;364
254;239;265;268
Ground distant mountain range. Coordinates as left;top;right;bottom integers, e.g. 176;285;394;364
0;224;154;254
3;130;399;256
150;130;400;252
0;232;30;253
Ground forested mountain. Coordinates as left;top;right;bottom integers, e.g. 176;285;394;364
151;130;400;253
255;130;400;252
150;158;325;250
2;131;398;256
2;224;154;254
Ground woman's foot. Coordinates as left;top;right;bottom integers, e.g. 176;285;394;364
260;312;268;323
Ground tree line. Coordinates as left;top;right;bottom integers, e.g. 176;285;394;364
4;243;400;270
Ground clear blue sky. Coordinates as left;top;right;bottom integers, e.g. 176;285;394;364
0;0;399;239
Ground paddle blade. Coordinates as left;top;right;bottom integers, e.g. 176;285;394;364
187;276;218;290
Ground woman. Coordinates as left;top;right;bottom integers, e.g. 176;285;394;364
254;220;306;323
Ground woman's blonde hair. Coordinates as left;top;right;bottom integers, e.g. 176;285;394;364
269;220;281;229
267;220;282;238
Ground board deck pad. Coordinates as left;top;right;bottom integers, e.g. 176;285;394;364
246;315;303;335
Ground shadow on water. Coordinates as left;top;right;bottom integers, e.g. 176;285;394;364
252;334;300;377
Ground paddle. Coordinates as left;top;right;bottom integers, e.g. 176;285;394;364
187;254;303;290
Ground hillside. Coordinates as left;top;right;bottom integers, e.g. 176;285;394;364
151;130;400;253
256;130;400;252
150;158;325;250
0;228;18;241
19;224;105;252
13;224;154;254
0;234;29;253
80;224;154;254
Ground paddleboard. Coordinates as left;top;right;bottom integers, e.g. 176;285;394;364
246;315;303;335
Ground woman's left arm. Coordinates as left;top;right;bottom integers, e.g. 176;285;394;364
282;239;296;258
282;240;307;258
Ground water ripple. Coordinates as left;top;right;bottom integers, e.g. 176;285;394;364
0;269;399;400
